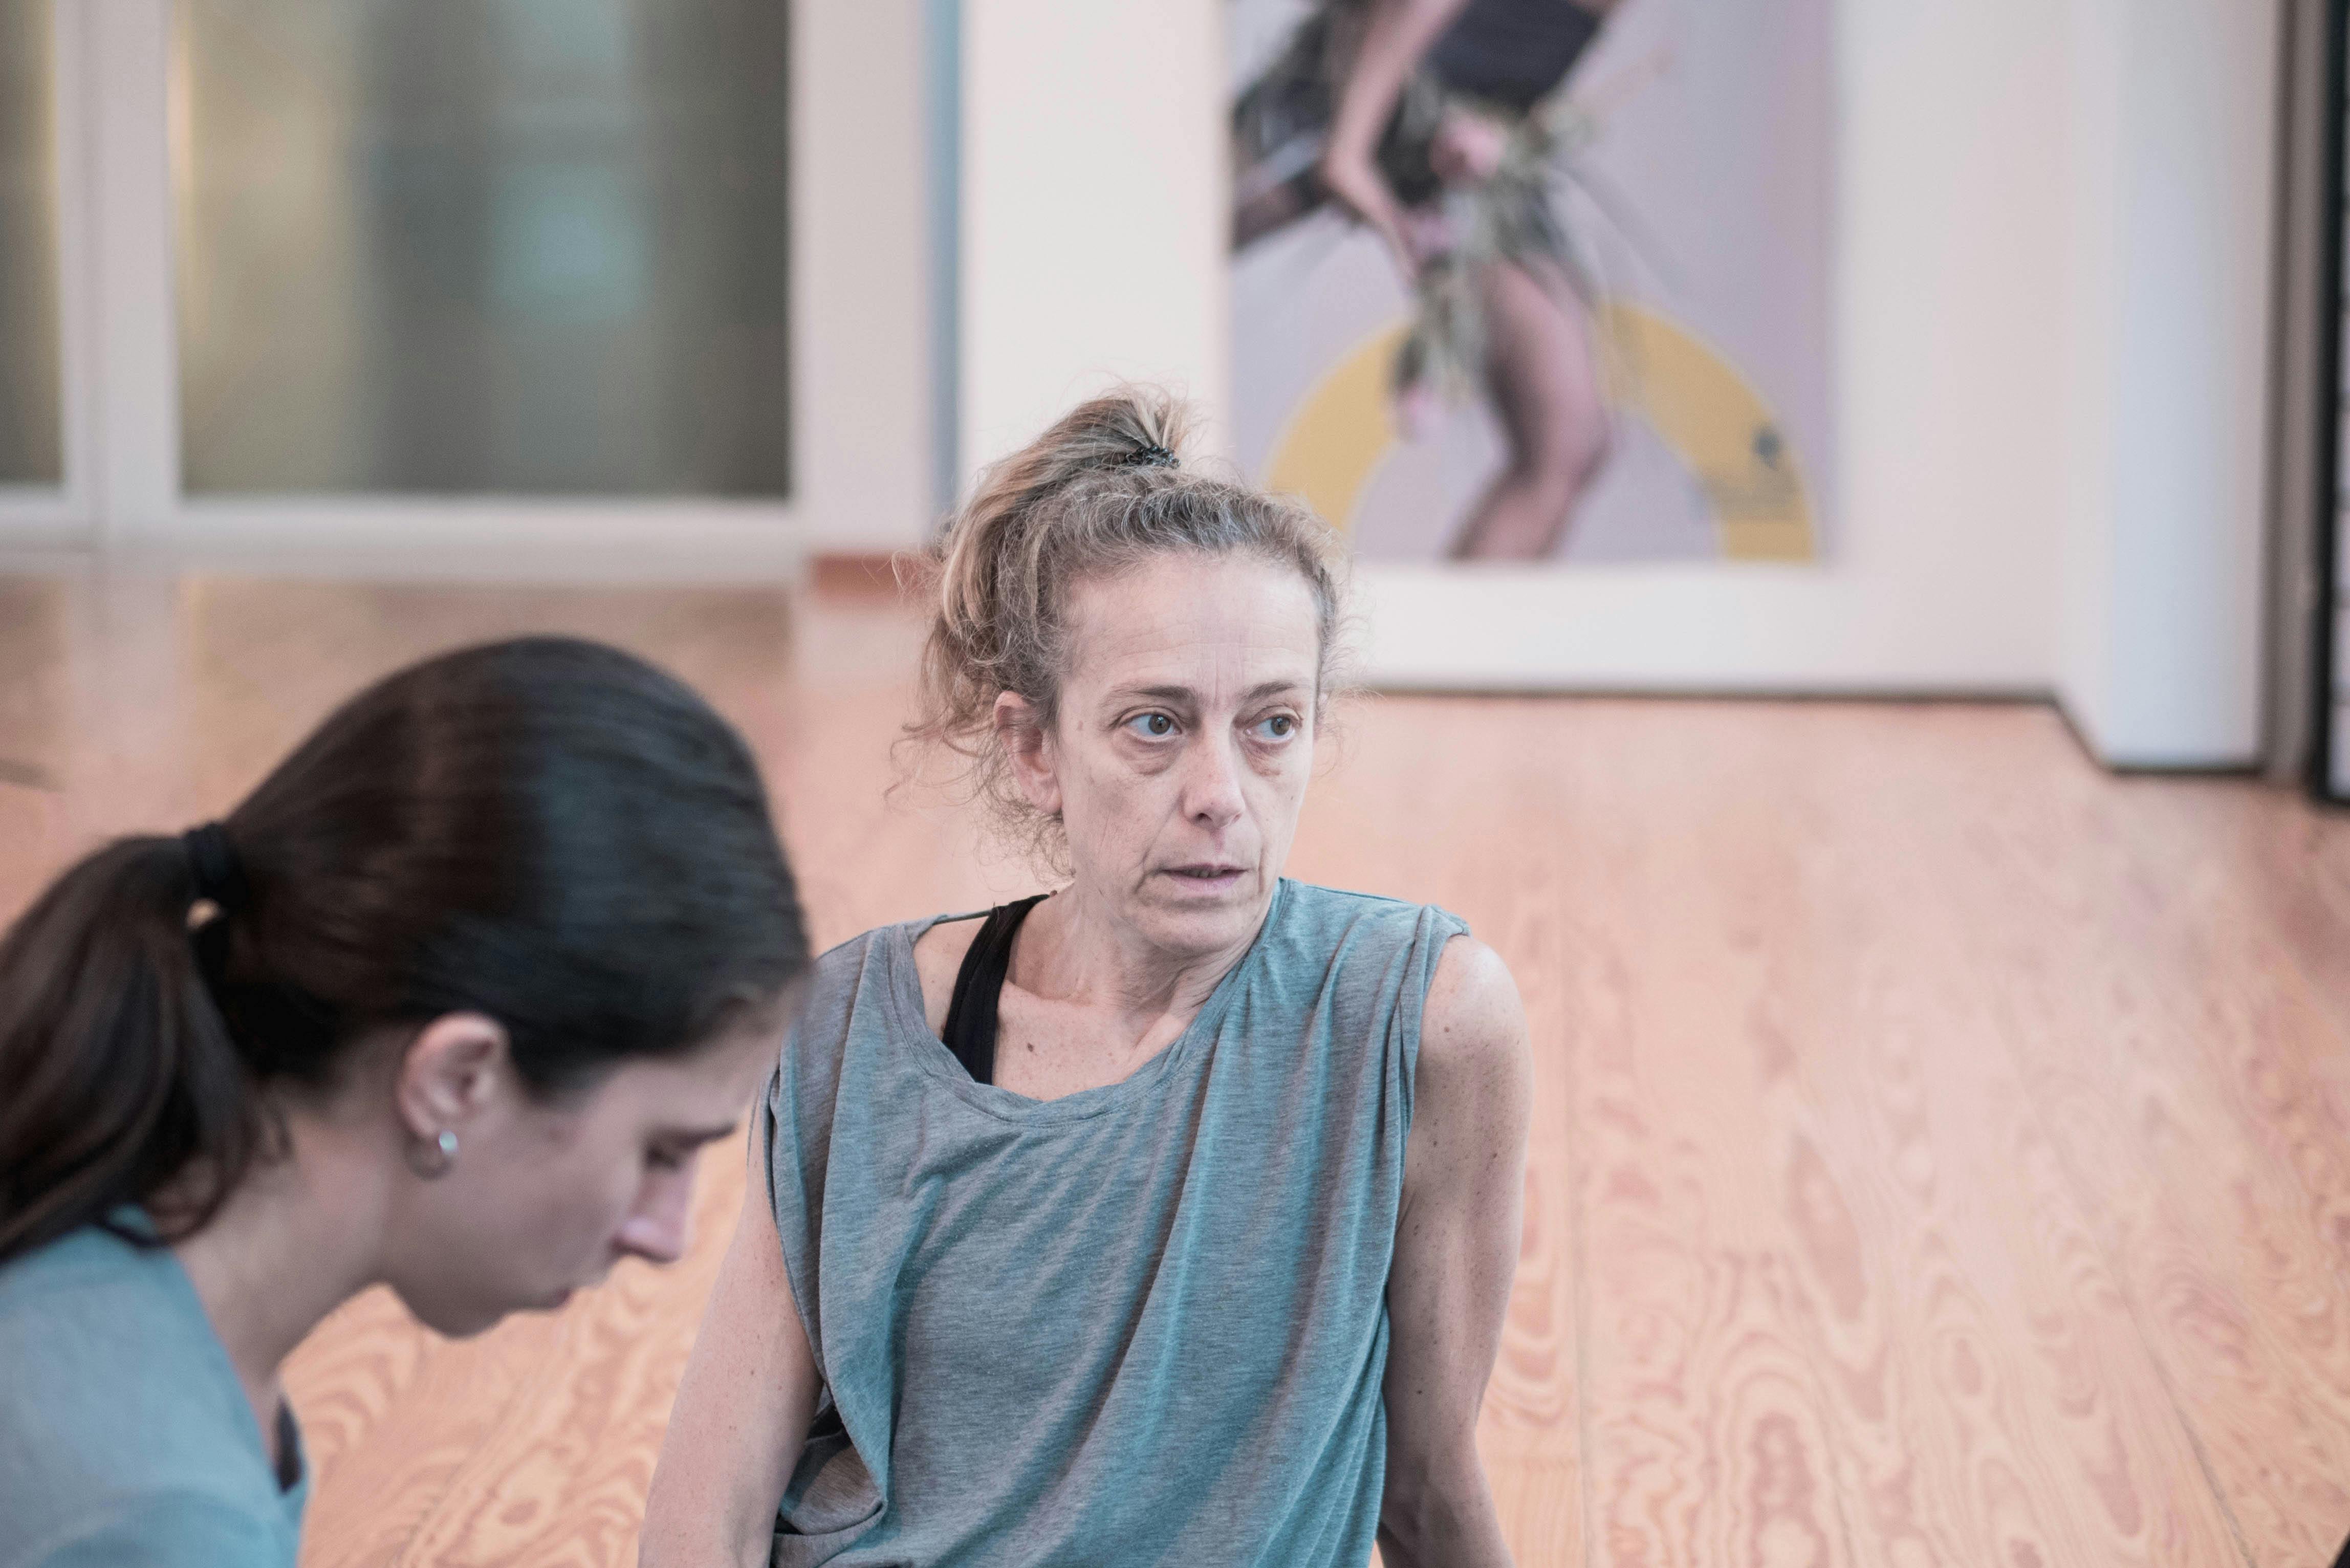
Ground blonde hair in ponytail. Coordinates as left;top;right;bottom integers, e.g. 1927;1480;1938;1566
906;384;1348;851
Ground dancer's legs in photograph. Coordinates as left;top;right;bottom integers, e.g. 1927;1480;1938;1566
1448;255;1610;561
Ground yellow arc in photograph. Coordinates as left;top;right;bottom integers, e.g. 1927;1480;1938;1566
1262;304;1818;561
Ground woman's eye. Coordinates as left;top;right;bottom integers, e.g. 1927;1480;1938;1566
1127;712;1176;738
647;1146;688;1172
1254;714;1298;740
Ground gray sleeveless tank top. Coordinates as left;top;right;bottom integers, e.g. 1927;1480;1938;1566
763;879;1467;1566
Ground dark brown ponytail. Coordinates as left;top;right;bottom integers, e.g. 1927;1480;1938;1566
0;637;811;1266
0;838;254;1260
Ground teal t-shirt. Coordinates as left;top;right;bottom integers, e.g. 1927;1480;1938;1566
0;1220;307;1567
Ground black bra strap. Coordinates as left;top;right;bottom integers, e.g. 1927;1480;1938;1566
941;894;1048;1086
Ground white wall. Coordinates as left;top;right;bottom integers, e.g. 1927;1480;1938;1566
960;0;1229;481
2055;0;2280;766
795;0;935;551
956;0;2283;766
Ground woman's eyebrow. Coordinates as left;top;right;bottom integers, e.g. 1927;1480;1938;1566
1110;684;1199;706
1112;680;1307;706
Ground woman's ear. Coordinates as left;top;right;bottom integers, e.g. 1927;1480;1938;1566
394;1013;512;1146
993;691;1063;819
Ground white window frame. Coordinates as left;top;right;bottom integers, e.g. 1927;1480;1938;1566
0;0;933;579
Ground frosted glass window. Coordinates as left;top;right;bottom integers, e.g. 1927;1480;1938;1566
0;0;62;486
174;0;790;496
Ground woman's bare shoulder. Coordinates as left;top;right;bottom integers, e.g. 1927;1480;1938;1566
1420;935;1529;1082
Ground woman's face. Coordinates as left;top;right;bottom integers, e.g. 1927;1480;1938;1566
382;1014;781;1338
1017;552;1322;962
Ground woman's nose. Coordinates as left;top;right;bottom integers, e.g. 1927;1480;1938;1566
615;1165;696;1265
1182;732;1248;825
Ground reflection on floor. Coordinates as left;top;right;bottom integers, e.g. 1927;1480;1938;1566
5;567;2348;1568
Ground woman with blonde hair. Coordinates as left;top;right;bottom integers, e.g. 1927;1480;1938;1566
645;388;1532;1566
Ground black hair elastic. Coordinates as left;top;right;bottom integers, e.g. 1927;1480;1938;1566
182;822;250;914
1123;443;1179;469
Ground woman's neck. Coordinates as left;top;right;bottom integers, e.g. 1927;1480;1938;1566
1015;880;1271;1036
168;1114;390;1467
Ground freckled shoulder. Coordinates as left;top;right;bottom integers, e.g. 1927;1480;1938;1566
910;916;986;1040
1414;934;1532;1119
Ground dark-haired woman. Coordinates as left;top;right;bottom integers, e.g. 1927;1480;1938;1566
644;390;1532;1567
0;637;812;1567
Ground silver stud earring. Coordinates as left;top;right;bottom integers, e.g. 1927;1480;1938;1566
408;1127;460;1179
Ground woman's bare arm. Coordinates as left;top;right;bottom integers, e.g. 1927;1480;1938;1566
1318;0;1477;269
1378;935;1533;1568
640;1139;821;1568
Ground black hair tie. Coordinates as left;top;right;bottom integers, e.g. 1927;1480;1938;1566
182;822;251;914
1123;443;1179;469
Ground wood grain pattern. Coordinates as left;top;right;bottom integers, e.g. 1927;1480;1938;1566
1550;716;1864;1568
7;568;2350;1566
1770;718;2242;1566
1942;755;2350;1565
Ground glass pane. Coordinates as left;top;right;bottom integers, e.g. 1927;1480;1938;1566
174;0;790;496
0;0;62;486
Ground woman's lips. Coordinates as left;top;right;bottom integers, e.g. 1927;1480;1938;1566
1161;865;1246;892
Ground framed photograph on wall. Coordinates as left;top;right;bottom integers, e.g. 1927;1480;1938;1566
1228;0;1834;572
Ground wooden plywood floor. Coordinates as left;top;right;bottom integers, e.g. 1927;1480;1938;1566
5;568;2349;1567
